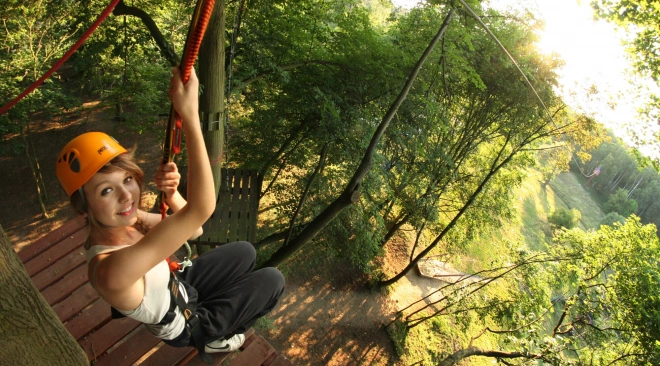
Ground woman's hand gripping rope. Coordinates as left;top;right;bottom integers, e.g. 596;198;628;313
155;161;193;272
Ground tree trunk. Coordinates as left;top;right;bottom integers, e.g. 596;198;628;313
196;2;226;255
381;214;409;247
20;127;49;219
628;176;643;197
0;226;88;365
198;1;226;197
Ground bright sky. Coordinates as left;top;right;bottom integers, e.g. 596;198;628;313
391;0;660;159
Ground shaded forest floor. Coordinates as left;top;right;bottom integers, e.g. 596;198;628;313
2;104;447;365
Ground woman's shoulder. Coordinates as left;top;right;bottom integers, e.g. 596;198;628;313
85;243;131;262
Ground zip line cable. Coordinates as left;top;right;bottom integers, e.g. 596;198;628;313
455;0;598;178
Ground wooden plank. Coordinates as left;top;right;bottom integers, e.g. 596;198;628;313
179;349;233;366
210;169;232;243
18;215;86;263
216;168;235;244
268;355;295;366
227;169;242;243
137;340;194;366
41;263;88;306
228;336;275;366
238;169;250;242
262;352;279;366
94;326;161;366
79;316;141;362
53;282;99;322
219;169;236;243
248;170;261;243
31;246;86;291
65;298;112;340
23;229;86;277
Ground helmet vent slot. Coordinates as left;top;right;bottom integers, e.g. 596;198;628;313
70;157;81;173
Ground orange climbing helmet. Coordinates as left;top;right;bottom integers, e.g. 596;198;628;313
56;132;127;196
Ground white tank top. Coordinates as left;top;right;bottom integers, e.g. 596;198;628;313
85;245;186;340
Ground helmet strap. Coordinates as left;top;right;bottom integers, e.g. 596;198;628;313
78;187;87;208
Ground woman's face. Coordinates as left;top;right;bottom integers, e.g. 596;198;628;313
83;169;140;228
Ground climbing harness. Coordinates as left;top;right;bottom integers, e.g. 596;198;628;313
166;270;211;364
111;260;211;363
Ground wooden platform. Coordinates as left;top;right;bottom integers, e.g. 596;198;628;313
17;215;292;366
186;168;262;247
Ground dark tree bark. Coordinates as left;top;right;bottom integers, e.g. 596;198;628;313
0;226;88;365
198;1;226;197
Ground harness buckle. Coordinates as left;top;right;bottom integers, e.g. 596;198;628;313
178;258;193;272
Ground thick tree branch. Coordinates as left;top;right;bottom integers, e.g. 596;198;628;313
438;347;542;366
283;144;329;247
113;0;178;66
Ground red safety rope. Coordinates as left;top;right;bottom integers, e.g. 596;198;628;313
0;0;122;116
160;0;215;220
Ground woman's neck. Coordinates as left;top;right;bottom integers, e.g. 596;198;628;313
88;225;140;247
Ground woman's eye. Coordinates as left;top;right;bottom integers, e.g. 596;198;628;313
124;176;133;184
101;188;112;196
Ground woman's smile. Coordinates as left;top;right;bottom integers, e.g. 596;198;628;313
117;203;135;216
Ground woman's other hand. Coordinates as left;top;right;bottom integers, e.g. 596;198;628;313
155;162;181;201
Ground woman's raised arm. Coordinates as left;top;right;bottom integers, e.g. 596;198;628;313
97;67;215;291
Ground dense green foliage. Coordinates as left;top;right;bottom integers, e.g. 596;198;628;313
548;207;581;229
603;187;638;217
600;211;625;227
0;1;84;152
396;216;660;365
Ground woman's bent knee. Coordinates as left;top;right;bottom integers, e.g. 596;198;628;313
260;267;285;290
232;241;256;262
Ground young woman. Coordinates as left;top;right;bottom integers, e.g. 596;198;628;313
55;67;284;361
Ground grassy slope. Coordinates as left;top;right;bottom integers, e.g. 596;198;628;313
549;171;605;230
398;169;605;365
463;169;605;265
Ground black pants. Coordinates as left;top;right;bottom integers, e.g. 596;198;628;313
163;241;285;347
